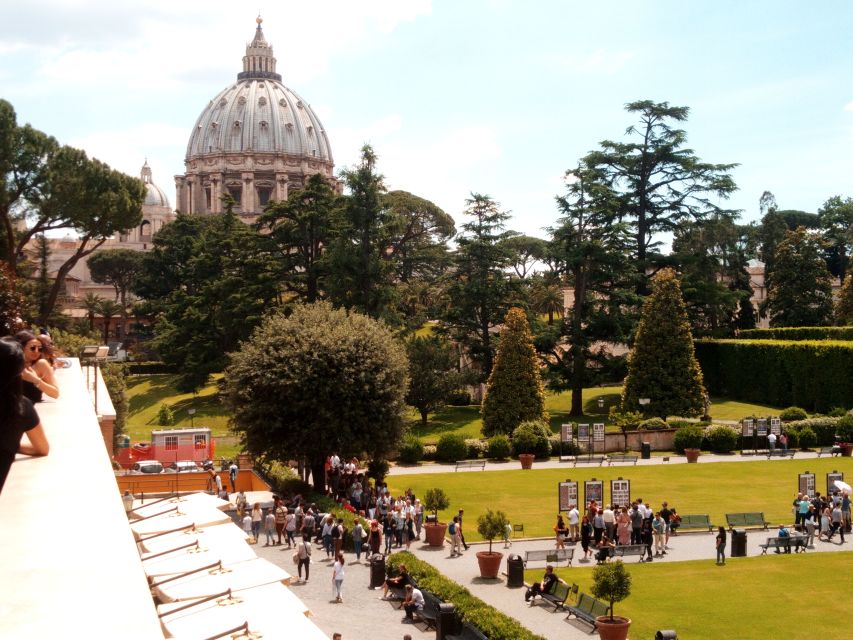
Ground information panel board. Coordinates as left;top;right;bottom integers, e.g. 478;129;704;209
827;471;845;498
584;479;604;509
770;418;782;435
742;419;754;437
559;480;579;512
593;423;606;442
756;419;768;436
798;472;816;498
578;424;590;441
610;478;631;509
561;423;573;443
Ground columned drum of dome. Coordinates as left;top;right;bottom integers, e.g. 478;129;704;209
176;17;336;221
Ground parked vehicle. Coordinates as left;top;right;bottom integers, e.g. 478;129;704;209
131;460;164;474
165;460;200;473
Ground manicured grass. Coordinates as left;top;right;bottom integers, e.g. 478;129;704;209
524;552;853;640
387;457;850;540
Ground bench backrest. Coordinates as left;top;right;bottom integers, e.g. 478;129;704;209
461;623;489;640
616;544;645;555
550;582;570;601
681;514;711;526
727;512;765;526
575;593;596;615
526;549;568;562
589;598;610;618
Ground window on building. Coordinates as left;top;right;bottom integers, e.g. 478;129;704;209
205;186;212;211
194;434;207;450
228;186;242;206
139;220;151;241
164;435;178;451
257;187;272;206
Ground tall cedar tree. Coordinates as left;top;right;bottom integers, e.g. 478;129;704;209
835;275;853;326
405;334;460;425
444;193;517;379
818;195;853;281
482;307;548;436
546;162;637;415
586;100;737;293
762;227;834;327
0;263;24;334
87;248;144;327
622;268;705;420
225;302;408;493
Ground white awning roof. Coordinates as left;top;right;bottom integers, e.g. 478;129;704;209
137;522;249;554
152;557;292;602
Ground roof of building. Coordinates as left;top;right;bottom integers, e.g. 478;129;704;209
140;159;170;208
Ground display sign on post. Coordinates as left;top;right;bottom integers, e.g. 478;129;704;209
827;471;845;497
770;418;782;435
742;419;754;437
584;478;604;509
578;424;590;452
610;478;631;509
756;419;768;436
559;480;579;513
561;423;573;443
798;472;816;497
593;423;605;442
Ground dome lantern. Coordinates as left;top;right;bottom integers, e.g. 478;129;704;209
238;15;281;82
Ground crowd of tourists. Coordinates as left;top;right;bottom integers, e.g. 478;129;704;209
791;491;850;544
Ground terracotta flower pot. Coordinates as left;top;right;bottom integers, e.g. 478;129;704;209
684;448;701;463
839;443;853;457
476;550;503;578
595;615;631;640
518;453;535;469
424;522;447;547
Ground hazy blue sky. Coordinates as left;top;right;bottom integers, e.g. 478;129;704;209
2;0;851;238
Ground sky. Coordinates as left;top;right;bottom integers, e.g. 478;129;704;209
2;0;852;240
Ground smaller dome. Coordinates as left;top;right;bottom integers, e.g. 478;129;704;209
140;160;170;208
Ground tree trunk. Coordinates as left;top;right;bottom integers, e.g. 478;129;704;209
420;409;428;425
569;267;587;416
310;456;326;494
38;236;106;326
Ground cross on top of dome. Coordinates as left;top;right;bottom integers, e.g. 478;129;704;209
239;16;281;82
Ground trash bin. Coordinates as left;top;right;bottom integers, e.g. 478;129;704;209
506;554;524;588
731;529;747;557
641;442;651;460
656;631;677;640
369;553;386;589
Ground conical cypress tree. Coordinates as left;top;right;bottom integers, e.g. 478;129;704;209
482;307;548;436
622;268;705;420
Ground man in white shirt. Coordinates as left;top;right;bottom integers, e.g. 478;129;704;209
602;504;616;540
568;505;580;542
767;432;777;452
403;585;425;621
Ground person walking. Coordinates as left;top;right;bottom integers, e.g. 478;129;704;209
322;516;336;559
274;500;287;546
263;508;276;546
616;507;631;546
554;515;568;549
457;510;469;550
332;552;346;603
284;509;297;548
296;534;312;582
580;515;593;561
652;512;666;556
367;519;382;555
250;503;263;541
449;516;463;557
229;461;238;493
715;526;726;565
568;504;580;542
352;518;365;561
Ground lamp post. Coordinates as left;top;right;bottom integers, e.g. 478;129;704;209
639;398;650;414
188;408;196;429
597;397;605;412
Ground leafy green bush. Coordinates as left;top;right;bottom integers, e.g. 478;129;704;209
780;406;808;421
422;444;437;461
367;458;390;482
695;339;853;412
511;420;551;459
836;416;853;442
423;488;450;519
638;417;668;430
156;403;174;426
703;424;740;453
436;433;468;462
487;434;512;460
797;426;817;449
783;427;799;449
127;361;179;374
782;417;841;445
447;389;472;406
398;435;424;465
386;552;546;640
673;425;705;453
465;439;487;459
549;435;580;456
667;419;710;429
829;407;848;417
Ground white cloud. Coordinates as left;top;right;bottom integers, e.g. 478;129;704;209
844;100;853;112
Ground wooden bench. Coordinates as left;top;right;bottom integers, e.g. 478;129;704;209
524;548;574;568
446;622;489;640
537;581;571;612
572;455;607;467
767;449;795;459
607;455;639;466
455;460;486;471
817;446;841;457
759;535;807;554
411;590;441;630
726;512;769;530
565;593;610;632
611;544;647;562
675;514;714;532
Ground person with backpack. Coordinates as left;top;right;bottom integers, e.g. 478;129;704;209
449;516;463;556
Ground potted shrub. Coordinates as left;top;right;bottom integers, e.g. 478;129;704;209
836;416;853;457
512;420;550;469
591;560;632;640
423;487;450;547
475;509;509;579
674;425;704;463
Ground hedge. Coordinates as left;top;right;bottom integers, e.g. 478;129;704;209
127;361;179;374
386;552;546;640
695;339;853;412
782;417;840;446
738;327;853;341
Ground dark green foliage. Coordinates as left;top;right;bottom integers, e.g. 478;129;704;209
779;406;808;421
695;339;853;412
829;407;848;417
835;276;853;325
100;362;128;444
739;327;853;340
0;263;24;334
511;420;551;458
436;433;467;462
482;307;548;436
127;361;178;374
487;434;512;460
638;417;668;430
818;196;853;281
591;560;632;622
398;435;424;465
446;389;472;406
224;301;409;493
367;458;390;483
386;552;546;640
423;488;450;519
622;268;706;419
477;509;509;553
87;248;144;312
702;424;739;453
763;227;834;327
781;417;841;446
157;404;174;426
837;416;853;442
673;425;705;453
796;427;817;449
405;334;459;425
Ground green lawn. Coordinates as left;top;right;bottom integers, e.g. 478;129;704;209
387;457;851;540
524;552;853;640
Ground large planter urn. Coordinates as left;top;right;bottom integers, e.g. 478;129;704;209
476;550;503;579
424;522;447;547
518;453;535;469
596;616;631;640
839;443;853;457
684;448;701;463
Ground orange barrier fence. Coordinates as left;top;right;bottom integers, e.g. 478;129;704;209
115;469;270;496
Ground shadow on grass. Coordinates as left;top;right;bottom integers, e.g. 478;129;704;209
127;375;181;417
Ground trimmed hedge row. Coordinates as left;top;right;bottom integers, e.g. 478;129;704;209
127;361;179;374
738;327;853;341
695;339;853;412
386;551;545;640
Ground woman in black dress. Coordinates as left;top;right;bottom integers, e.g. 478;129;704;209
580;514;593;561
14;330;59;403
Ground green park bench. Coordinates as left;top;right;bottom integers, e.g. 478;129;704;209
676;514;714;532
565;593;610;632
726;512;769;530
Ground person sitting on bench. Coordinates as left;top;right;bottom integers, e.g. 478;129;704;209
595;535;616;564
402;584;425;621
525;565;565;604
383;563;411;598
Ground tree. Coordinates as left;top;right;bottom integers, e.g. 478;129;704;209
762;227;834;327
443;193;518;379
224;301;409;493
136;206;279;392
0;262;24;334
80;292;104;332
405;335;459;425
591;560;632;623
547;163;637;415
88;248;144;327
502;234;547;279
622;268;705;420
586;100;738;292
530;274;564;326
818;195;853;281
836;275;853;326
96;298;123;345
481;307;548;436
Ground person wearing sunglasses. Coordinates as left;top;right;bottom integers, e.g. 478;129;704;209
1;337;50;493
14;330;59;403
